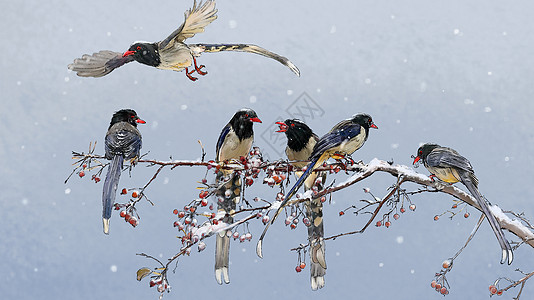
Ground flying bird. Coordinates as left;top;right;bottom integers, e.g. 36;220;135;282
277;119;327;290
413;143;513;265
68;0;300;81
257;114;378;258
214;108;261;284
102;109;145;234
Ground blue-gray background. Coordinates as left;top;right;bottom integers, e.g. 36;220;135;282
2;0;533;299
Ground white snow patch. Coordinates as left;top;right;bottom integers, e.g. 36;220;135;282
110;265;117;272
330;25;336;34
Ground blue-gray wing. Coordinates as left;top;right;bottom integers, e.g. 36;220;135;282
426;147;474;173
105;127;142;160
310;120;360;159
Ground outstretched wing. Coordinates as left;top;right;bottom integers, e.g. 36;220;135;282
68;50;134;77
425;147;474;173
310;120;361;159
159;0;217;50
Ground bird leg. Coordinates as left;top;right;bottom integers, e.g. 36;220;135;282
185;67;198;81
192;56;208;75
428;174;437;182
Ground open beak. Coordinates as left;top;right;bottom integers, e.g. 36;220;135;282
136;118;146;124
413;156;420;164
370;122;378;129
275;121;287;133
123;50;136;57
249;117;262;123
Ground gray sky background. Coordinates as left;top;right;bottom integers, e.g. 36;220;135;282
1;0;533;299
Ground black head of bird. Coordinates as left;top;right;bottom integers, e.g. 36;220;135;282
109;109;146;129
276;119;315;152
352;113;378;130
229;109;262;140
412;143;440;165
123;43;161;67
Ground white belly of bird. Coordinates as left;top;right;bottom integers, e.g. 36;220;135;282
426;165;461;183
325;129;366;157
158;43;193;71
218;133;253;162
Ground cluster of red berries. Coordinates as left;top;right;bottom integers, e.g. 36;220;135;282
375;206;413;228
283;211;309;230
295;262;306;273
488;285;503;296
149;277;169;293
430;280;449;295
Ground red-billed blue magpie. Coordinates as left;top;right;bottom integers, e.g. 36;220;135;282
413;143;513;265
214;108;261;284
257;113;378;258
102;109;145;234
68;0;300;81
277;119;327;290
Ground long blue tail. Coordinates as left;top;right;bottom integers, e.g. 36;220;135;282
102;154;123;234
256;156;320;258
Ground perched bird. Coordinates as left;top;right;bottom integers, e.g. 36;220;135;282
102;109;145;234
277;119;327;290
257;113;378;258
214;108;261;284
413;143;513;265
68;0;300;81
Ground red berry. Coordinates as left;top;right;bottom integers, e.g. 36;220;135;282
82;164;87;169
295;266;302;273
121;188;127;195
132;191;139;198
385;221;391;228
201;178;207;184
178;211;185;218
201;199;208;207
376;221;382;227
431;280;437;288
119;210;127;218
199;191;209;199
409;204;416;211
290;224;297;229
173;209;179;215
320;196;326;203
452;204;457;209
400;207;406;213
79;171;85;178
149;279;156;287
129;217;138;227
189;207;196;213
393;213;400;220
339;211;345;216
435;283;442;290
440;287;448;295
442;260;451;269
489;285;497;295
173;221;180;227
212;219;219;225
211;213;216;219
124;214;131;222
464;212;470;218
300;262;306;269
434;215;439;221
497;290;503;296
94;177;100;183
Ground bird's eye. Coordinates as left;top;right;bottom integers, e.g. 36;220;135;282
291;123;295;127
245;114;249;118
136;46;141;50
419;150;422;155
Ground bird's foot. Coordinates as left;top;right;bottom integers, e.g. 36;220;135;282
429;174;436;182
185;67;198;81
192;56;208;75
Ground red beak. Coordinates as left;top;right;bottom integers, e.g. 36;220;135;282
370;123;378;129
123;50;135;57
136;118;146;124
249;117;262;123
413;156;420;164
275;121;287;133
